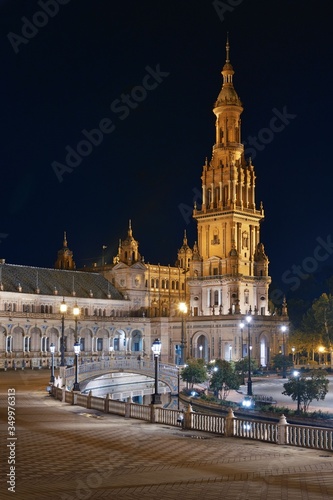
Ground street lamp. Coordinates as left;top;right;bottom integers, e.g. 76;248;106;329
49;343;55;384
281;325;287;378
293;370;301;414
245;315;252;396
151;338;162;405
199;345;203;359
239;322;245;384
179;302;187;365
60;298;68;367
73;341;80;392
73;303;80;343
292;346;296;365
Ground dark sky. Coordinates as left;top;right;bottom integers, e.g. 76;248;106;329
1;0;333;301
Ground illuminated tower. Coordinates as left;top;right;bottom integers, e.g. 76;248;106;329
54;232;76;270
189;38;271;317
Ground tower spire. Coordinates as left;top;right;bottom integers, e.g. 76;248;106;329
63;231;67;248
226;32;230;63
128;219;132;238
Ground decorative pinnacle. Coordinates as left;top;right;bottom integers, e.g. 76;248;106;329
226;32;230;63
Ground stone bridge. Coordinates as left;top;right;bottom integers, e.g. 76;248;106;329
57;358;180;398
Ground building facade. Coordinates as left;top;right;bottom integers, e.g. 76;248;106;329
0;41;288;370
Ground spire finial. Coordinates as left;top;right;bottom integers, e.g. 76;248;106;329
183;230;187;245
226;32;230;63
128;219;132;238
63;231;67;248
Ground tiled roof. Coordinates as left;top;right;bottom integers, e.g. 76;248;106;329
0;263;124;300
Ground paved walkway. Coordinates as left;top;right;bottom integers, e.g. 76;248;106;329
1;370;333;499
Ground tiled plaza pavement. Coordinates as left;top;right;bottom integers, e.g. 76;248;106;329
1;371;333;500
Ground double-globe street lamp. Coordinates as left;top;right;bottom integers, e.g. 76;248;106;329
151;338;162;405
60;299;80;367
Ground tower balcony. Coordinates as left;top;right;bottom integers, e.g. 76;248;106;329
212;142;243;152
194;204;263;218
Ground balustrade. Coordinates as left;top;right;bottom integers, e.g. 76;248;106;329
50;386;333;452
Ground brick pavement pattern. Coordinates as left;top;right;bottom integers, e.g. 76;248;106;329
1;371;333;499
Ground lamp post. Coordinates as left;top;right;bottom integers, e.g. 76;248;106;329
179;302;187;365
60;299;67;367
49;343;55;384
245;315;252;396
292;346;296;365
239;322;245;384
73;303;80;343
293;370;301;414
199;345;203;359
151;338;162;404
73;341;80;392
281;325;287;378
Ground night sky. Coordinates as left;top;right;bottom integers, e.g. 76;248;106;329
1;1;333;304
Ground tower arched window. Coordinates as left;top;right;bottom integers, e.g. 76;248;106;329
214;290;219;305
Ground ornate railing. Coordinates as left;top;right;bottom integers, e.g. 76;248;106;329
51;387;333;451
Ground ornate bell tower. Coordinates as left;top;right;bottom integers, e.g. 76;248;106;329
190;37;271;316
54;232;76;270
